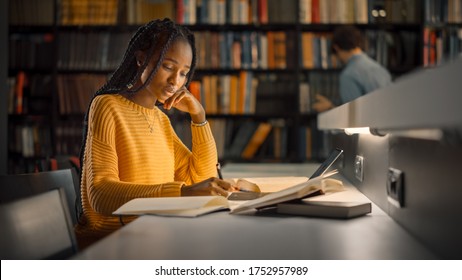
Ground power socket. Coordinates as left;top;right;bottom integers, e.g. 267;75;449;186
354;155;364;182
387;168;405;208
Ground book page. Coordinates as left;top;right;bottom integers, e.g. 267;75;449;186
230;176;325;214
232;176;310;192
230;174;344;214
113;196;229;217
303;185;370;203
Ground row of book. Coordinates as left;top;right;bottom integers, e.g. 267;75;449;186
7;72;54;115
8;72;106;116
9;0;119;26
190;73;304;115
177;0;422;25
364;30;419;70
299;72;340;114
304;29;420;71
301;0;422;24
301;29;420;71
9;33;55;70
57;31;131;71
51;29;298;71
55;30;349;71
208;119;288;160
9;0;54;26
195;30;293;70
299;0;368;24
423;27;462;66
56;74;107;115
9;121;84;162
177;0;297;25
125;0;175;25
10;0;432;26
190;72;258;115
8;70;359;121
45;29;420;72
208;119;323;161
54;121;84;156
300;32;340;69
7;158;44;175
59;0;119;25
8;124;52;158
424;0;462;23
192;71;340;116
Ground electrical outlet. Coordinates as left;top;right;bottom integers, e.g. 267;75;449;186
387;168;405;208
354;155;364;181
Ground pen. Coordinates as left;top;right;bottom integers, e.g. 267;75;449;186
237;189;254;193
216;162;223;179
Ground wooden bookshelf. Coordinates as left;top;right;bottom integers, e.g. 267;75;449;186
4;0;462;173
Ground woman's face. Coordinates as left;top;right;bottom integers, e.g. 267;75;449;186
140;38;192;103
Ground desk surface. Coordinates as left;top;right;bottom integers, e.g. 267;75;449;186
74;164;437;260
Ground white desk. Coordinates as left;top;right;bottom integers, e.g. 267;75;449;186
74;164;437;259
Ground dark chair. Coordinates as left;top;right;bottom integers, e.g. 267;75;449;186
0;188;78;259
0;169;81;225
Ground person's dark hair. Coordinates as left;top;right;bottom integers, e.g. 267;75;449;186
332;25;362;52
78;18;197;184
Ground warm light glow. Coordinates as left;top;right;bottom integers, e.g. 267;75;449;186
387;129;443;141
344;127;371;135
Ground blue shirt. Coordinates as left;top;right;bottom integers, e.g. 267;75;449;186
339;53;392;104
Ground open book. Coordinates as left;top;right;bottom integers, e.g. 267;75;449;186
226;176;311;200
229;175;344;214
112;174;343;217
227;170;340;200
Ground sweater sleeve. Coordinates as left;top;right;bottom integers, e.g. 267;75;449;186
174;122;218;185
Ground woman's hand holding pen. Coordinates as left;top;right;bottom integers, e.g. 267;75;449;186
162;86;206;123
181;177;239;197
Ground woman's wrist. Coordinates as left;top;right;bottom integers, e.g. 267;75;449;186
190;111;206;124
191;120;208;127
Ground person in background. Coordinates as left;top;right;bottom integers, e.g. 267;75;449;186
312;25;392;112
75;18;236;248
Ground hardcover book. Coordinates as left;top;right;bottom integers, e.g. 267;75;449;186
277;200;371;219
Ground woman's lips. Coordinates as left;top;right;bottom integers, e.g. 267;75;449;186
158;87;176;102
164;86;176;94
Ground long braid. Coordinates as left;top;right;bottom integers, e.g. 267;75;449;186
78;18;197;192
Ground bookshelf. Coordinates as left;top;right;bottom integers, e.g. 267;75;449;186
4;0;462;173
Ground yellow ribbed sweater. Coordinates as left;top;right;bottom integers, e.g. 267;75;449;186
75;94;217;240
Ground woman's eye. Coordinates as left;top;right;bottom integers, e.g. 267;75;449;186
163;65;173;70
180;72;188;77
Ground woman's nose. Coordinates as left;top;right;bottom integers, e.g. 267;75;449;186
167;73;179;85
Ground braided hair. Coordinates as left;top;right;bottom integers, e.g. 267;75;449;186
78;18;197;176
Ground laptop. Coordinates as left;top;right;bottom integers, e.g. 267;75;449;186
227;148;343;200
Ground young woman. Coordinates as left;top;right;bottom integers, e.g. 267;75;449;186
75;18;235;247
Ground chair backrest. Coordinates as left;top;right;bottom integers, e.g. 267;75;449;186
0;169;81;225
0;188;78;259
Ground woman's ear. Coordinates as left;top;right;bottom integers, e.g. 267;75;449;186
135;50;147;67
